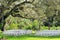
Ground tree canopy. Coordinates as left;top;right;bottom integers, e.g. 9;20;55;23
0;0;60;31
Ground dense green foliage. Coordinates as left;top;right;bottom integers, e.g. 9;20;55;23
0;0;60;30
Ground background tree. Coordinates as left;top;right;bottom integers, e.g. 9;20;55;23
0;0;60;31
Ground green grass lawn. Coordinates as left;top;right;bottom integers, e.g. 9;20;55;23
4;35;60;40
6;36;60;40
7;37;60;40
0;32;60;40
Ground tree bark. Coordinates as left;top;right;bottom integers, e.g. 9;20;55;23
48;26;50;30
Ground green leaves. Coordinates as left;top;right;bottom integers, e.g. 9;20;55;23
1;0;60;30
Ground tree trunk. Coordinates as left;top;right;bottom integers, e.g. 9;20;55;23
39;25;40;30
48;26;50;30
1;17;5;31
0;5;5;31
56;27;57;30
38;22;40;30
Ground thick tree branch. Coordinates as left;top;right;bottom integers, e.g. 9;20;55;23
4;0;35;20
